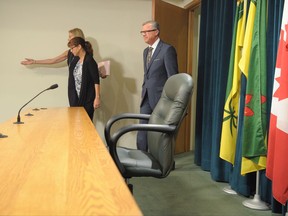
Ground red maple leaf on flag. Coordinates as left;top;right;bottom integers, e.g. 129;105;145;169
274;24;288;101
274;71;288;100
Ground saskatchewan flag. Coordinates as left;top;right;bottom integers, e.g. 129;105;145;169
239;0;267;175
219;0;246;164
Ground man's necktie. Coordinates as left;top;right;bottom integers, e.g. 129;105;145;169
146;47;153;67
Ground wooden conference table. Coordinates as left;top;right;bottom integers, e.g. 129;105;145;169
0;107;142;216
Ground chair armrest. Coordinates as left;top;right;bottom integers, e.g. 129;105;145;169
104;113;150;147
112;124;176;144
108;123;176;175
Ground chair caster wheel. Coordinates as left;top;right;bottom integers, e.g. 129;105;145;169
172;161;175;170
128;184;133;194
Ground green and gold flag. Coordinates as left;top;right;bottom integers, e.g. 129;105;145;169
219;0;246;164
239;0;267;175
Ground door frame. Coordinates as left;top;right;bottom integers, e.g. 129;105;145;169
152;0;201;153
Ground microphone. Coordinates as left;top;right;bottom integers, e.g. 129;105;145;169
14;84;58;124
0;133;8;138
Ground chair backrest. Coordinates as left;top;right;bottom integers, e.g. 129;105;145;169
147;73;194;176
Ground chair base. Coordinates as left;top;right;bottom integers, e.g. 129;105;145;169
171;161;175;170
128;183;133;194
125;178;134;194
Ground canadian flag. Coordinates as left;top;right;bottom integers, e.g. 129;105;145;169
266;1;288;206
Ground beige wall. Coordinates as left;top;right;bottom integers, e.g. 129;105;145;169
0;0;152;147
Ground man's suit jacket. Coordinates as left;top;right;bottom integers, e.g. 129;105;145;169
141;40;178;109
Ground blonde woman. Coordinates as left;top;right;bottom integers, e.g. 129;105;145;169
21;28;85;65
21;28;100;120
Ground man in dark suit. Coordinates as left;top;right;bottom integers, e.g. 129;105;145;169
137;20;178;151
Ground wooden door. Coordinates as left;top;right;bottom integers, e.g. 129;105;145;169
152;0;190;153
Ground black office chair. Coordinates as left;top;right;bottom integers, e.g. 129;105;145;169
104;73;194;193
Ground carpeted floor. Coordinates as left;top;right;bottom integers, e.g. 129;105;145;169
131;151;278;216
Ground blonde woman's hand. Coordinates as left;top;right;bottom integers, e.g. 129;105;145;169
21;58;35;65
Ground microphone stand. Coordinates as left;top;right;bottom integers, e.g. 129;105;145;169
14;84;58;124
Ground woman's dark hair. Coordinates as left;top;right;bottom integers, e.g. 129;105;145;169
68;37;93;56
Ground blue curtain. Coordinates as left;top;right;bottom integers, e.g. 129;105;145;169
194;0;285;214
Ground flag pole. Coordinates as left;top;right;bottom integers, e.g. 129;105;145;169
242;171;269;210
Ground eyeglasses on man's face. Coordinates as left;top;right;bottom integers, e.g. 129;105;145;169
140;29;157;35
